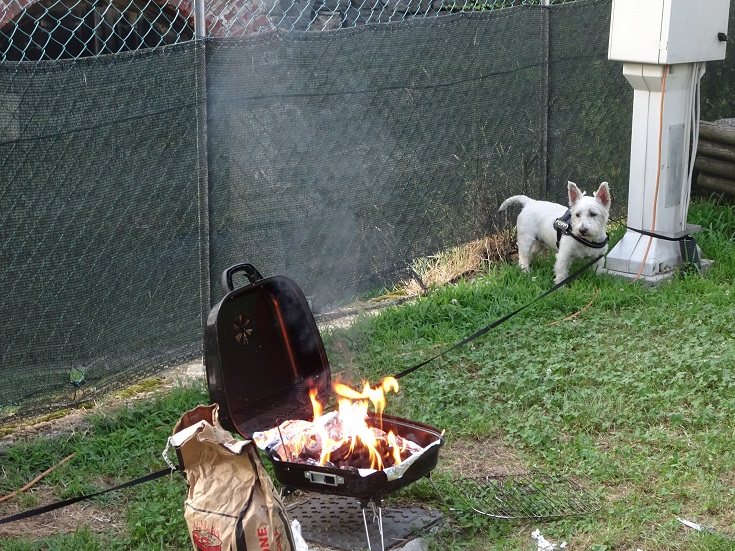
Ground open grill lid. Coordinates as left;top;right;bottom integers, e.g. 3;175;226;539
204;263;332;437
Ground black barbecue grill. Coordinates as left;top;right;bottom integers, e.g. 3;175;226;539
204;263;444;549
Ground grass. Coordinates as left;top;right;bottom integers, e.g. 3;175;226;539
0;384;206;550
1;197;734;550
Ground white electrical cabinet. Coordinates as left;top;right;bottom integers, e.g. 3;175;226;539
609;0;730;64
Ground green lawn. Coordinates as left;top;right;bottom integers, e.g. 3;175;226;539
1;197;733;550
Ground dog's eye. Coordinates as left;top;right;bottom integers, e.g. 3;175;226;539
575;213;581;217
589;212;597;217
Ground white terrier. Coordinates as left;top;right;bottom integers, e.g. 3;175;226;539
499;181;611;284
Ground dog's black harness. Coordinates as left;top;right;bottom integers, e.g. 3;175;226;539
553;209;609;249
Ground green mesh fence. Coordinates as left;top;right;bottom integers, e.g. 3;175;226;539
205;10;548;309
0;43;206;419
546;0;631;208
0;0;732;422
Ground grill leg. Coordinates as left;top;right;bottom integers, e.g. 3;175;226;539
427;474;455;513
361;507;372;550
360;499;386;551
377;505;385;551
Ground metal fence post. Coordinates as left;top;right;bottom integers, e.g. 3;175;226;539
195;0;206;39
193;0;211;321
540;0;550;198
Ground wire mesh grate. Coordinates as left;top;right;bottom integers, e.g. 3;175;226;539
452;472;601;519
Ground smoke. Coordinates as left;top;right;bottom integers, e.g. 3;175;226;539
205;12;550;310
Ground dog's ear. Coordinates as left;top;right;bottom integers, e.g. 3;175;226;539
594;181;611;209
567;181;583;205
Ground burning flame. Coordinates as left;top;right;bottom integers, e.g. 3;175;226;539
309;387;323;418
333;376;399;418
299;377;403;470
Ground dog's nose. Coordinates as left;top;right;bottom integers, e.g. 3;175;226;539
579;227;588;235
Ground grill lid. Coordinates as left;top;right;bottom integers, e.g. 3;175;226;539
204;263;332;436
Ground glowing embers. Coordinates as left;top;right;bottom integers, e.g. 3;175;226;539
254;377;424;472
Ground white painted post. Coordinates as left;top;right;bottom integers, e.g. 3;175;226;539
605;0;730;281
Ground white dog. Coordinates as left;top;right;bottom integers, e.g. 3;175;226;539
499;181;611;284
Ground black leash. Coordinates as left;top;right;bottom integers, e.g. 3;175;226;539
0;468;173;525
624;226;701;267
393;253;604;380
625;226;693;242
394;220;705;384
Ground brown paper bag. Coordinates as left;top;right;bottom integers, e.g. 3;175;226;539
170;404;296;551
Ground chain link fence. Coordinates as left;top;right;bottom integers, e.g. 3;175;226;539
0;0;195;61
0;0;577;61
1;0;733;422
0;42;205;419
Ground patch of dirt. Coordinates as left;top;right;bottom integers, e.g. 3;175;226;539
0;484;126;540
0;361;206;448
435;435;528;478
0;361;204;544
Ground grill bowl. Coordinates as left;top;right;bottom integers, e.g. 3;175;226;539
264;413;443;500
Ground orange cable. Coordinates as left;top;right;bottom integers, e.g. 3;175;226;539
632;65;669;283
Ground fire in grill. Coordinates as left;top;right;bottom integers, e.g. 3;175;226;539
254;377;436;472
268;415;421;470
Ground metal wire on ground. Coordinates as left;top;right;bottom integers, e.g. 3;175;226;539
451;472;601;520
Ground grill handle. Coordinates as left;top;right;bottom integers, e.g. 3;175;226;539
304;471;345;487
221;263;264;293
